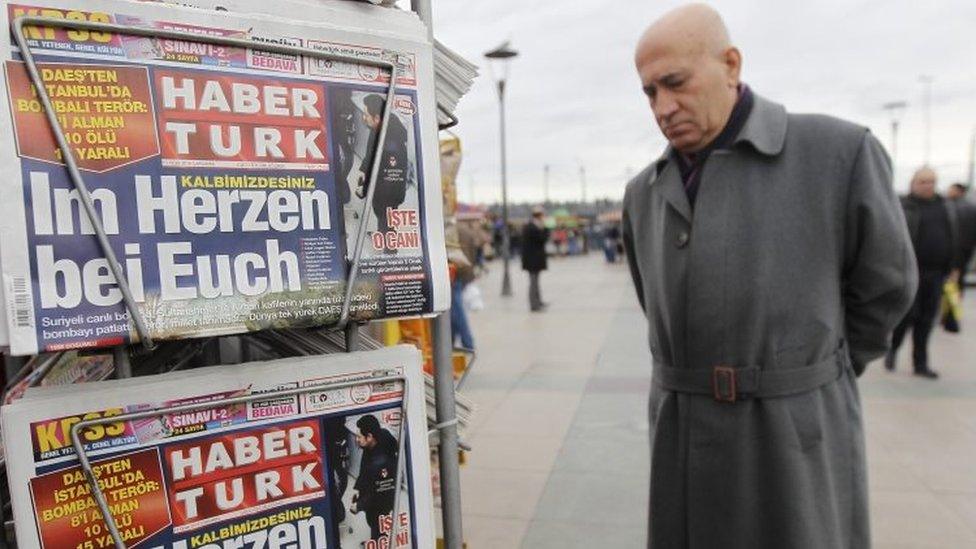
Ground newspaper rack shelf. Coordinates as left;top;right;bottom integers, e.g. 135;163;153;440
3;4;464;547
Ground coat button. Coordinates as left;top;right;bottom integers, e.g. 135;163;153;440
675;231;690;248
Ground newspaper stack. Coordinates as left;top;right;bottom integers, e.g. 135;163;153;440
433;40;479;127
0;0;450;355
424;374;474;437
3;345;435;549
248;328;476;434
4;351;115;404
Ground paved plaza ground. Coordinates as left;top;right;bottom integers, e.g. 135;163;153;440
453;253;976;548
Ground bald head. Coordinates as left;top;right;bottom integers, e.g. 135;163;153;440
634;4;742;153
910;166;938;199
635;4;731;66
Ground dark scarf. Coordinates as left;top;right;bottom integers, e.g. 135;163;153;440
672;84;754;208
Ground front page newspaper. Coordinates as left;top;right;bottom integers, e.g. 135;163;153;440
0;0;449;355
2;345;435;549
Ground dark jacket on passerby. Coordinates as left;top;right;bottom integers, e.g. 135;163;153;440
623;93;916;549
520;221;549;273
900;194;961;274
949;196;976;272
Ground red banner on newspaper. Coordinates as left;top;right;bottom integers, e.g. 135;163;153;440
29;448;170;549
153;69;329;170
163;419;326;532
5;61;160;172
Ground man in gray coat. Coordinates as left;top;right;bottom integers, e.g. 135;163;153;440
623;5;918;548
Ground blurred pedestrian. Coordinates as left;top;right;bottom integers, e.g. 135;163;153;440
567;229;580;255
947;182;976;293
887;167;961;378
449;259;476;350
604;224;621;263
458;220;486;272
452;221;484;350
552;227;566;256
521;206;550;311
624;5;916;548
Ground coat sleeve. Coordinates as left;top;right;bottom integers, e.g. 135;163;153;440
622;184;646;312
842;131;918;375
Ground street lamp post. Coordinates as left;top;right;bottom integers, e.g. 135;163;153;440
968;126;975;189
579;165;587;205
919;75;933;164
485;41;518;297
543;164;550;205
882;100;907;180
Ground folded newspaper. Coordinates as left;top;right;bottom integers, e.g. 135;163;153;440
433;40;478;127
3;344;435;549
0;0;450;354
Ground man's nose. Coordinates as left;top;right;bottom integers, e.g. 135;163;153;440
653;90;680;123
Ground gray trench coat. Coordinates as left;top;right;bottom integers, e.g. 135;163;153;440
622;94;918;549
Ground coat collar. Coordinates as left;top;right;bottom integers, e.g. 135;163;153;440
733;93;787;156
648;92;789;179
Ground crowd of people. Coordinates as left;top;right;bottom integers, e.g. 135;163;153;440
447;207;628;347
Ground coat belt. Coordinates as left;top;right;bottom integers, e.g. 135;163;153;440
652;344;848;403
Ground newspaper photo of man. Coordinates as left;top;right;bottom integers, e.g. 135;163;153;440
351;413;400;543
331;87;423;260
358;94;410;252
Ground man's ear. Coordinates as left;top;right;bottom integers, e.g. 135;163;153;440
724;47;742;85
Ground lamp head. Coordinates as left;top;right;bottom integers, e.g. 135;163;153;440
484;41;518;85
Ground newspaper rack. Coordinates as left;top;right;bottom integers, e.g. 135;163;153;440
3;2;467;548
10;14;402;352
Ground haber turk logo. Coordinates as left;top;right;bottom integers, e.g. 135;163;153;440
4;61;161;172
153;69;329;170
163;420;325;532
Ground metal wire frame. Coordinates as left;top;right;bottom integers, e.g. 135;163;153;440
69;373;412;549
10;15;401;350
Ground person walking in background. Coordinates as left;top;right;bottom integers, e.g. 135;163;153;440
521;206;550;312
624;5;916;547
603;224;621;263
567;229;580;255
947;182;976;294
887;167;961;378
451;221;482;350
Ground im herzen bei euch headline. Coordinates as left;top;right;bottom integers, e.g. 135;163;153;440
29;73;421;311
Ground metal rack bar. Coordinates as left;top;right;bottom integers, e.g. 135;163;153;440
70;373;412;549
345;323;362;352
408;1;465;547
431;312;464;548
11;16;399;345
3;352;61;398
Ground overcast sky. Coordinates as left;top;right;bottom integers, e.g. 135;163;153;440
423;0;976;204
